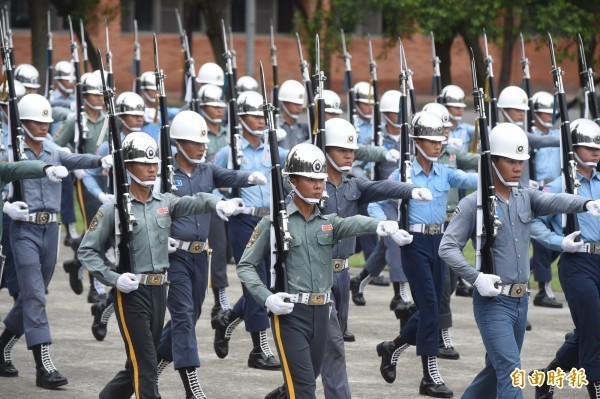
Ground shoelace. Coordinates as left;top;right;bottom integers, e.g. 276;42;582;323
259;330;275;358
358;275;373;293
427;356;444;385
100;303;115;324
156;359;171;384
3;335;19;363
440;328;454;349
399;282;411;303
219;288;231;311
225;318;242;340
186;369;207;399
41;344;57;373
390;343;409;366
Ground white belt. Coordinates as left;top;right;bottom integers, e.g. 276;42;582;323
332;259;348;272
408;223;445;235
135;272;168;286
26;212;58;224
579;242;600;255
499;283;528;298
175;240;208;253
239;206;270;218
288;292;330;306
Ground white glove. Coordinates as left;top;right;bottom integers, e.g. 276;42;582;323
248;171;267;186
3;201;29;221
57;146;72;154
390;230;413;246
265;292;295;315
45;165;69;182
216;198;245;221
73;169;86;180
101;155;113;169
144;107;157;124
376;221;400;237
116;272;139;293
98;192;115;204
411;187;433;201
276;128;287;142
385;149;400;163
447;137;463;150
586;200;600;217
167;237;178;254
560;231;584;253
473;273;502;297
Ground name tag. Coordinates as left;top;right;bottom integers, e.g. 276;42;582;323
174;179;183;187
322;224;333;231
157;207;169;215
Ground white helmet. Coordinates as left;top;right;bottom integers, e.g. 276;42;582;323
92;69;109;85
279;80;305;105
531;91;554;114
18;94;53;123
198;84;226;108
422;103;452;128
497;86;529;111
116;92;145;116
572;118;600;150
441;85;466;108
236;76;259;93
122;132;160;164
140;71;157;91
15;64;41;89
283;143;328;179
489;123;530;160
380;90;401;113
0;80;26;104
196;62;224;86
54;60;75;81
354;81;374;104
237;91;263;116
410;111;445;142
325;118;359;150
323;90;342;114
170;111;209;144
81;73;103;95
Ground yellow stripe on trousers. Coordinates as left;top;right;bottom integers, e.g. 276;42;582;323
273;314;295;399
75;179;88;230
115;290;140;399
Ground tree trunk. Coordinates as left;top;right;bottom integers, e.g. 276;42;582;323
499;9;515;90
437;36;453;88
201;0;230;69
29;0;49;90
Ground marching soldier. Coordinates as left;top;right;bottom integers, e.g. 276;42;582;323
196;62;224;88
139;71;180;144
14;64;41;95
277;79;310;149
322;90;344;120
440;85;475;152
236;76;259;93
49;60;76;109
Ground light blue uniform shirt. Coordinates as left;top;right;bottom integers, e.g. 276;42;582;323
1;121;8;162
141;106;181;144
214;135;288;208
356;117;373;145
532;127;561;182
449;122;475;152
80;132;125;198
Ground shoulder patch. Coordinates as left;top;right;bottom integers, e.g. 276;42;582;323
88;209;104;231
453;206;461;216
246;226;261;248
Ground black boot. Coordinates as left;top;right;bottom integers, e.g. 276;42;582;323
179;367;207;399
394;301;417;328
210;288;222;319
343;329;355;342
389;295;406;311
419;355;453;398
210;309;241;359
63;258;83;295
0;329;20;377
376;335;409;384
264;385;287;399
350;271;370;306
438;328;459;360
248;330;280;370
91;301;113;341
32;343;68;389
587;380;600;399
533;358;560;399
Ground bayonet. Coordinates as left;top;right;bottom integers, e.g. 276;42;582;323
295;32;315;132
431;31;442;102
80;19;89;73
270;20;279;126
45;11;53;99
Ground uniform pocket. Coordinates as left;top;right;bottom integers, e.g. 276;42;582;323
317;233;334;245
156;216;172;243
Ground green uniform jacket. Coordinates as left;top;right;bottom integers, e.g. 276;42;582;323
237;199;380;307
53;112;107;154
78;191;221;287
0;160;49;236
206;127;228;164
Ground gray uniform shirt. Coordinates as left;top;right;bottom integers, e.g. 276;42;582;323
439;188;588;285
278;120;310;150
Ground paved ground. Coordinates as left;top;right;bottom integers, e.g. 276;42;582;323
0;237;589;399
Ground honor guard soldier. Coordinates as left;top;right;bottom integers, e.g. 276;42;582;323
375;111;478;398
213;91;286;370
139;71;180;144
277;79;310;150
49;60;76;109
322;90;344;120
236;76;259;93
1;93;109;389
353;81;374;145
242;143;413;399
531;119;600;399
78;132;243;399
154;111;266;398
438;123;600;399
199;84;227;163
196;62;225;88
14;64;41;95
440;85;475;152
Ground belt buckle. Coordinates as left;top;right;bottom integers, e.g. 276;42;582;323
309;294;326;305
147;274;162;286
36;212;50;224
191;241;204;253
590;242;600;255
427;224;441;235
509;284;526;298
332;260;343;272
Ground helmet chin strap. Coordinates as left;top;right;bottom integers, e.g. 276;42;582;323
127;171;156;187
574;151;597;168
176;142;205;164
534;113;554;130
200;109;222;124
23;124;46;142
280;102;299;120
56;80;74;95
355;104;372;120
415;142;438;162
142;91;156;104
240;119;265;137
449;114;462;121
326;153;351;172
501;109;524;127
120;117;142;132
491;161;519;187
84;98;104;111
383;114;402;129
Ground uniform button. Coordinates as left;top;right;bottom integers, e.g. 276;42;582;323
515;239;518;242
517;255;521;258
511;223;514;226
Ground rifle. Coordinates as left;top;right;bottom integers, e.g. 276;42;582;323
368;34;382;181
470;48;500;275
153;34;176;194
482;29;499;128
68;16;88;155
430;32;443;104
132;19;141;95
397;41;411;231
222;20;243;197
98;48;136;274
520;33;536;179
295;33;315;133
105;20;114;90
79;20;89;74
400;38;417;115
259;62;292;293
341;29;356;126
175;10;200;113
45;11;53;99
1;6;13;65
577;34;600;125
0;15;25;201
229;25;238;95
270;21;279;127
549;33;580;236
313;34;326;152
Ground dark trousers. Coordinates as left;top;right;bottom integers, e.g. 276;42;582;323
208;213;229;289
272;304;329;399
400;233;445;356
156;250;208;369
0;214;18;296
531;239;560;283
229;213;270;332
439;266;458;329
60;174;76;225
100;285;167;399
